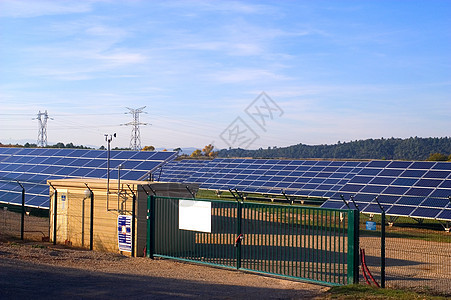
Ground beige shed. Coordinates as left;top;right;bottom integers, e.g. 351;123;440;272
48;178;196;256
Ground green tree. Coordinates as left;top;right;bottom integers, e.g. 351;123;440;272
190;149;202;157
427;153;448;161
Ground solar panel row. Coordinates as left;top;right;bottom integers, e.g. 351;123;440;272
158;158;451;221
0;148;177;208
158;158;369;197
320;160;451;221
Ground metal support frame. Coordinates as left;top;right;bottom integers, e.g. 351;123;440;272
387;216;398;226
234;188;245;201
340;194;350;208
281;190;294;205
185;186;196;198
439;221;451;232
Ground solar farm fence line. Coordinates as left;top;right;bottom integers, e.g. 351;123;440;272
146;196;360;286
0;205;50;241
359;217;451;295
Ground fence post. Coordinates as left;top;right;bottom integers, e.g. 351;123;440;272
90;190;94;250
236;201;242;269
347;209;360;284
16;181;25;240
147;195;155;258
381;210;386;288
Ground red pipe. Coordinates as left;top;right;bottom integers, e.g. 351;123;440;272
361;248;380;288
360;248;370;285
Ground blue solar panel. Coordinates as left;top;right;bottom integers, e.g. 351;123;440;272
409;161;435;169
392;178;418;186
366;161;391;168
0;148;177;208
410;207;441;219
400;169;427;178
414;179;442;187
369;177;395;185
363;203;392;214
156;157;451;221
436;209;451;221
430;189;451;198
439;180;451;188
395;196;424;206
423;170;449;179
386;161;412;169
432;162;451;170
419;198;450;208
320;200;345;209
349;176;373;184
379;169;403;176
405;187;433;197
361;185;386;194
386;205;416;216
321;160;451;221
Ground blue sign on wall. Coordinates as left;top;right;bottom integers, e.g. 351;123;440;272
118;215;132;252
366;221;377;231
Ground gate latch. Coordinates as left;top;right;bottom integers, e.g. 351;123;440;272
234;234;244;247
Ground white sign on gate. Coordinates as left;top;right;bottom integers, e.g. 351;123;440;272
179;200;211;233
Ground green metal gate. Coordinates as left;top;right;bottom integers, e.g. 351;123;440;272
147;196;359;286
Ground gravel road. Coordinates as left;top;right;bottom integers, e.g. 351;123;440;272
0;238;328;299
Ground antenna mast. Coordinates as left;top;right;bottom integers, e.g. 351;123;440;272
123;106;147;150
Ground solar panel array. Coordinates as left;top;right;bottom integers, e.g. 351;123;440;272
156;159;210;183
0;148;177;208
158;158;451;221
159;158;369;197
320;160;451;221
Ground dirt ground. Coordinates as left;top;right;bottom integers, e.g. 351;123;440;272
0;239;328;299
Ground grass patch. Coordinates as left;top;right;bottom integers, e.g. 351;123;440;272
323;284;449;299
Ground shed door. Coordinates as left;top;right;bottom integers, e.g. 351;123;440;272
56;189;68;241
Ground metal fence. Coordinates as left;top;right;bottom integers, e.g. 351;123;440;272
147;196;359;286
0;205;49;241
359;217;451;295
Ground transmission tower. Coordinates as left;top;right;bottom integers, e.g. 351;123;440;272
123;106;147;150
35;110;51;147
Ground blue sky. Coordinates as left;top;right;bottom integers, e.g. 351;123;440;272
1;0;450;150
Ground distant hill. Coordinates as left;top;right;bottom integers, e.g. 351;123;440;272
217;137;451;161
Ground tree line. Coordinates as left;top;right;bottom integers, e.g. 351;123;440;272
217;137;451;161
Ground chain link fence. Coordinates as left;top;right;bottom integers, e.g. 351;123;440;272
359;216;451;296
0;205;49;242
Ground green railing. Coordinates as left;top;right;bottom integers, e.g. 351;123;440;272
147;196;359;286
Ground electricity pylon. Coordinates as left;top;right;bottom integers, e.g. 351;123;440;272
123;107;147;150
35;110;51;147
